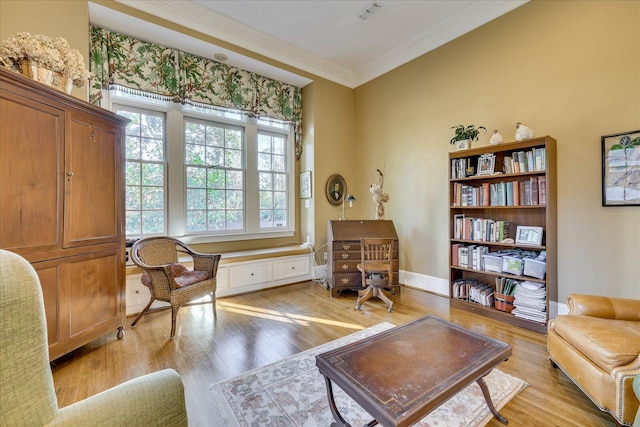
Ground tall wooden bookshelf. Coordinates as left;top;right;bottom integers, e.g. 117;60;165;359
448;136;556;333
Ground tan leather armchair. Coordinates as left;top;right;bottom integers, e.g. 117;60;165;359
0;250;189;426
634;375;640;426
548;294;640;426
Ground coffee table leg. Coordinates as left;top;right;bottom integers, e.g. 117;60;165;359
476;376;508;425
322;375;353;427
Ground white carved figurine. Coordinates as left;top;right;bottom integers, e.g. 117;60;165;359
489;129;504;145
515;122;534;141
370;169;389;220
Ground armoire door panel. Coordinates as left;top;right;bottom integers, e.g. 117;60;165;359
0;92;64;253
64;113;121;248
60;251;120;337
33;264;60;347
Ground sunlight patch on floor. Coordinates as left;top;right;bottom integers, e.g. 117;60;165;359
217;301;365;330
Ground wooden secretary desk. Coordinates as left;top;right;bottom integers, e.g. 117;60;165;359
327;220;399;297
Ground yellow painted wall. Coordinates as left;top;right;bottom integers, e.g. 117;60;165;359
353;0;640;301
1;0;89;100
2;0;638;301
306;79;355;253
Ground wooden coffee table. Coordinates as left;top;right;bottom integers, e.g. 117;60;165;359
315;315;512;427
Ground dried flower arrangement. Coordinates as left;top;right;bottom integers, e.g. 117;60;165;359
0;32;91;89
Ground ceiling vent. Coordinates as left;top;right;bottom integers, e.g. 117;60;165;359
358;2;382;20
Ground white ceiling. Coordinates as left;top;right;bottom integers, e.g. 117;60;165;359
92;1;528;88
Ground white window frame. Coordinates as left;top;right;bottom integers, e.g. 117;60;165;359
183;117;246;235
105;91;295;244
114;104;168;238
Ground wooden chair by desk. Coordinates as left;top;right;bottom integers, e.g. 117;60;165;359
356;238;395;312
327;220;399;297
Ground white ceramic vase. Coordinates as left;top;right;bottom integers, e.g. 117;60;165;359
455;139;471;151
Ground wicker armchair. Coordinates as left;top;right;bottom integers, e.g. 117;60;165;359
131;237;221;339
0;250;188;426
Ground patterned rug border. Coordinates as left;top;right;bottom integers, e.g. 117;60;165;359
211;322;527;426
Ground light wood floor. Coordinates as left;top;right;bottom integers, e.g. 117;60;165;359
51;282;615;426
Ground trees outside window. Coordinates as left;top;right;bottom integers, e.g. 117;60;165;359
114;94;293;241
116;107;166;236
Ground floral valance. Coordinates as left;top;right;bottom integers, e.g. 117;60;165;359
89;26;303;158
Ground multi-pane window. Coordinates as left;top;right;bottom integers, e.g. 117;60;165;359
258;132;287;228
109;92;293;241
116;107;166;236
184;119;244;233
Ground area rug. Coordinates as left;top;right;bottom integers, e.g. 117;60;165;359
211;322;527;426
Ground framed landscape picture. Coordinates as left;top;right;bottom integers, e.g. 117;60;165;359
601;130;640;206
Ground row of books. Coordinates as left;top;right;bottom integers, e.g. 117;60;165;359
452;244;489;270
452;176;546;207
503;147;546;174
450;146;546;180
451;157;474;179
452;216;511;242
452;279;493;307
495;277;520;296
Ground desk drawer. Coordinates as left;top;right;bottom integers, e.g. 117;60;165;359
333;260;360;273
333;242;361;252
334;273;362;288
333;250;361;261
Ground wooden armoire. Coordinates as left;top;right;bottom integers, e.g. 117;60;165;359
0;68;128;360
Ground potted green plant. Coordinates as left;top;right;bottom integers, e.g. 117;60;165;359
450;125;487;150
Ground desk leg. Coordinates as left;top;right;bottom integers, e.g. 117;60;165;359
323;375;352;427
477;376;508;425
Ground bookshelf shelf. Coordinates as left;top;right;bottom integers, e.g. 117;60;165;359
450;238;545;250
450;170;545;183
450;205;546;210
450;239;547;251
450;298;546;331
450;266;547;284
448;136;557;333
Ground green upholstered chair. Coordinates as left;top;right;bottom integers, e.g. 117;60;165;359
0;249;189;426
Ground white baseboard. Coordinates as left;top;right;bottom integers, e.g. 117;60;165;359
400;269;565;320
399;270;449;296
554;301;568;317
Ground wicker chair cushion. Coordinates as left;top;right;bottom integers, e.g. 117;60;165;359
141;263;210;289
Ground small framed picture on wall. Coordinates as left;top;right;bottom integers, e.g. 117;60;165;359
300;171;312;199
325;174;346;206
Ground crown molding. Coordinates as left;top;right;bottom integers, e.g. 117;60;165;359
116;0;354;87
114;0;527;89
353;1;528;87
